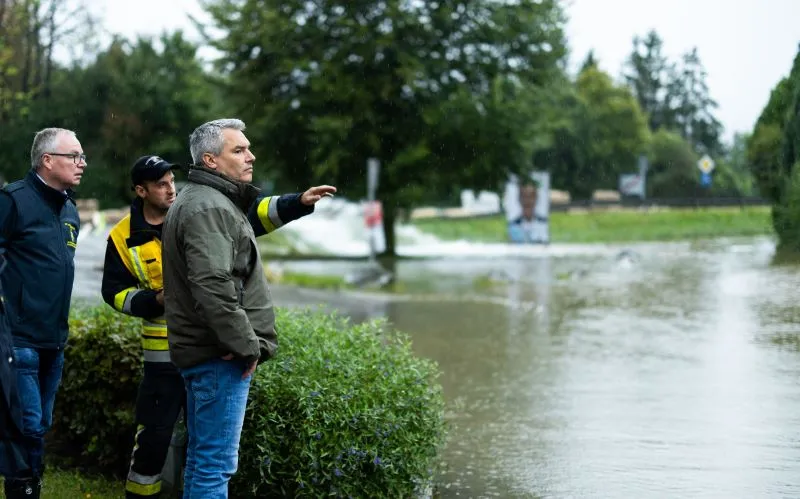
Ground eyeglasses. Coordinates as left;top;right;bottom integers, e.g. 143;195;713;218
45;152;87;164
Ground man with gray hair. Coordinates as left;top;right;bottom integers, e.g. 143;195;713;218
161;118;336;497
0;127;86;498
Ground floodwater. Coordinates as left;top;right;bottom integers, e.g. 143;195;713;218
74;233;800;498
272;237;800;498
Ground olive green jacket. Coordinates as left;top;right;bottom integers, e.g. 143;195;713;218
162;166;278;369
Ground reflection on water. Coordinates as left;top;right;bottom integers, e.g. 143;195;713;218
276;237;800;498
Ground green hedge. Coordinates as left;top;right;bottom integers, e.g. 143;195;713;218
52;305;446;497
51;306;142;476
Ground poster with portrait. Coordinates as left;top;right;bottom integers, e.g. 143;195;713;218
502;171;550;244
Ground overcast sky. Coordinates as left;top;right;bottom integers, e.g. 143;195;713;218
86;0;800;142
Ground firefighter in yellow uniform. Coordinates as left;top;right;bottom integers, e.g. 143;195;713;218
102;154;320;498
102;156;181;498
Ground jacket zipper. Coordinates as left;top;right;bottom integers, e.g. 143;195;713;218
57;208;69;350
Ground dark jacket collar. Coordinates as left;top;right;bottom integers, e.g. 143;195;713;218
129;197;160;233
25;170;74;209
187;165;259;212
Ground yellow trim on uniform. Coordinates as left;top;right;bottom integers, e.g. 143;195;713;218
109;212;172;360
142;337;169;351
125;480;162;496
109;215;135;277
113;287;137;313
257;196;277;233
129;246;150;286
143;327;168;338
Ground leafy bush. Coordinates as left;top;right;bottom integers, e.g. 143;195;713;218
51;306;143;475
52;305;447;497
233;308;446;498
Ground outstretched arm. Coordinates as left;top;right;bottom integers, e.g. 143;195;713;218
248;185;337;238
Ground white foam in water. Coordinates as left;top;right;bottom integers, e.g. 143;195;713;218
283;198;622;259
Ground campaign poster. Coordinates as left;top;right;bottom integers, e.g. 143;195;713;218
502;171;550;244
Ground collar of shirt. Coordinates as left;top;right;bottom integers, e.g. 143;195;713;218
36;172;67;195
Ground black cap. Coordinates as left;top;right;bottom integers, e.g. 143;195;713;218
131;155;178;187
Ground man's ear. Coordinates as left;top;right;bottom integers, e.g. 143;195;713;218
202;153;217;170
40;155;54;172
134;185;147;198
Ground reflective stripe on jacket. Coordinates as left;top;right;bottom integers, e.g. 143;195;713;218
102;199;168;360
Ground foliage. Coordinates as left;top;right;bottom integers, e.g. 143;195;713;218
574;65;649;195
0;3;759;242
201;0;568;255
51;305;446;497
411;206;772;244
233;308;445;497
646;129;699;198
0;27;218;207
533;64;649;199
748;45;800;250
0;0;99;183
1;466;125;499
623;30;723;157
51;306;142;476
49;32;218;206
772;162;800;251
706;133;755;197
266;267;352;290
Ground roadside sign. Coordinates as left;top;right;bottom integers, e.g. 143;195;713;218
619;173;645;198
367;158;380;200
697;155;715;174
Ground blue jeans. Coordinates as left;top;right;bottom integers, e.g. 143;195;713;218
12;347;64;478
180;358;251;499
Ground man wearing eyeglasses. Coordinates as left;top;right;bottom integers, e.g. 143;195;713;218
0;127;85;498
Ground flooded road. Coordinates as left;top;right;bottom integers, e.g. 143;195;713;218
74;234;800;498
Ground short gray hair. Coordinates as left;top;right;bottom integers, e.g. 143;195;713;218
31;128;77;169
189;118;246;165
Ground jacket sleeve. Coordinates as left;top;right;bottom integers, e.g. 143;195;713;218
183;208;260;363
100;238;164;319
247;193;314;238
0;192;17;256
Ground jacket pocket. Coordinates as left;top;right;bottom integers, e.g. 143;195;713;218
137;240;163;290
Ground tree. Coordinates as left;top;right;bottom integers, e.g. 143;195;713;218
575;65;650;195
711;132;754;196
671;48;723;156
623;31;723;157
531;81;589;197
579;50;598;73
0;0;98;180
748;78;792;202
533;66;649;199
59;33;219;206
623;30;672;132
646;129;698;198
747;45;800;252
201;0;568;256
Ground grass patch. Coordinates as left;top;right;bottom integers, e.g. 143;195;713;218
1;467;125;498
267;268;352;289
411;206;773;243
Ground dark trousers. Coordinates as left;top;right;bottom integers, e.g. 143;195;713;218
126;361;186;498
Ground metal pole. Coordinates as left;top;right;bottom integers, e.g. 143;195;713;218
366;158;380;263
